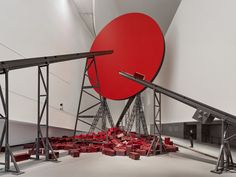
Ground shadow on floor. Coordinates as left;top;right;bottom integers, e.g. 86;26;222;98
174;152;217;165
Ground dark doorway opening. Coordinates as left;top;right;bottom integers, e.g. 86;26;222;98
184;124;197;140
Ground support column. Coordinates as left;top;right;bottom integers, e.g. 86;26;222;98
36;65;57;161
0;71;21;174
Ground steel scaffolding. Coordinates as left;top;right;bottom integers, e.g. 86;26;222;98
116;94;149;136
74;57;114;135
120;71;236;173
0;50;112;174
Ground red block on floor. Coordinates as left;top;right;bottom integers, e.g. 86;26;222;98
102;148;116;156
114;148;126;156
136;149;147;156
165;145;178;152
12;153;30;162
126;145;132;155
129;152;140;160
70;150;80;157
48;151;59;160
164;137;170;145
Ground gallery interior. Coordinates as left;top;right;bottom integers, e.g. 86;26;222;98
0;0;235;177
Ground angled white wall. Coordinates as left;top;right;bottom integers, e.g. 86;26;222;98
156;0;236;123
0;0;94;132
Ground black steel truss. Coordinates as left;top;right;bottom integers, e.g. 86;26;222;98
116;94;149;136
0;50;112;174
148;91;164;155
120;71;236;173
0;72;22;174
35;65;57;161
74;57;114;135
119;71;236;125
0;51;112;73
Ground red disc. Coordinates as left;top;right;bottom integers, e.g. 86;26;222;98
88;13;165;100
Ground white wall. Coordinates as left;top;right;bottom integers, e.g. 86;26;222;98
0;0;94;133
156;0;236;123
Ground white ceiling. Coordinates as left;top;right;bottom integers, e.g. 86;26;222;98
73;0;182;36
94;0;182;35
116;0;182;34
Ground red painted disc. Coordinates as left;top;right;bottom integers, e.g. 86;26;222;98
88;13;165;100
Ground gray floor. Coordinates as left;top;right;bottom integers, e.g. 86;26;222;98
0;138;235;177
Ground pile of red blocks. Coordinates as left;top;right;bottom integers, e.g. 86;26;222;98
49;127;178;160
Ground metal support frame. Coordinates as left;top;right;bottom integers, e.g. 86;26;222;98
0;50;112;174
120;71;236;173
89;97;114;133
153;91;164;154
35;65;57;161
117;94;149;136
0;72;22;174
74;57;114;135
211;120;236;174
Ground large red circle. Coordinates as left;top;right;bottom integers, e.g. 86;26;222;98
88;13;165;100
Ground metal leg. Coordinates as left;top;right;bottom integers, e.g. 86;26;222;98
211;121;236;173
149;91;163;156
0;72;21;173
36;65;57;161
116;96;135;127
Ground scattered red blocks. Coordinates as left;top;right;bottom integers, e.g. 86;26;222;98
48;128;178;160
129;152;140;160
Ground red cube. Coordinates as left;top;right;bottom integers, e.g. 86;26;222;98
114;148;126;156
70;150;80;157
129;152;140;160
136;149;147;156
12;153;30;162
102;148;116;156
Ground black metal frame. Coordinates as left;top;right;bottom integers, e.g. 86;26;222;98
0;50;112;174
74;57;114;135
35;65;57;161
116;94;149;136
0;51;112;73
0;72;22;174
153;91;163;154
120;71;236;173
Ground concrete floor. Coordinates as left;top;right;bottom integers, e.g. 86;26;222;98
0;138;235;177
